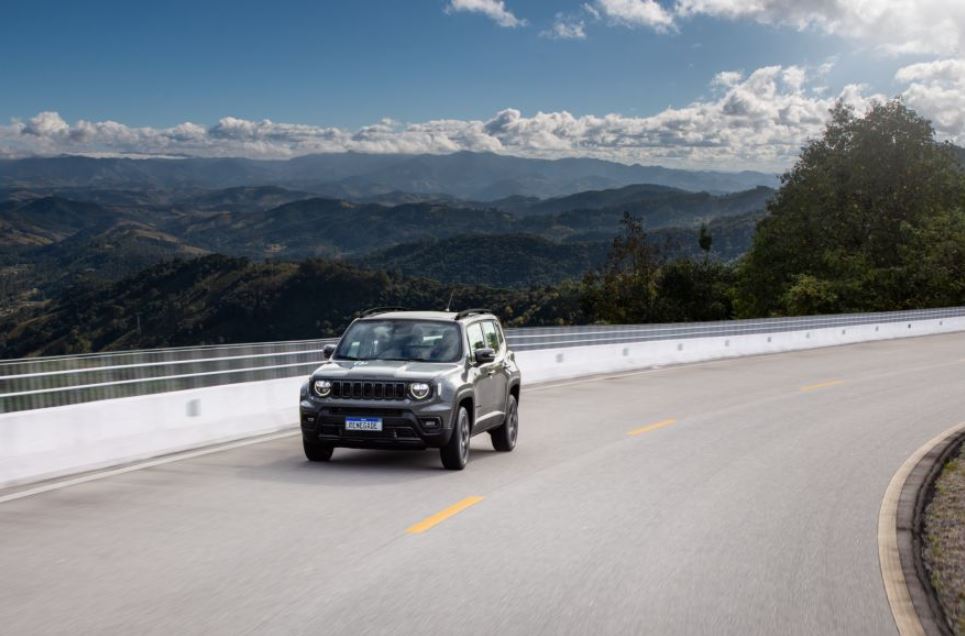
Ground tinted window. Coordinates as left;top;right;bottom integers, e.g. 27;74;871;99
335;320;462;362
466;323;486;353
482;321;500;351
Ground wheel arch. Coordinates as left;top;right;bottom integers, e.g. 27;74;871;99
454;389;475;425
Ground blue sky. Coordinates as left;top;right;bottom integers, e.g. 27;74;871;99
1;1;962;169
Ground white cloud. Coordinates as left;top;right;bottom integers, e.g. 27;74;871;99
895;58;965;144
445;0;526;28
22;112;70;137
674;0;965;56
580;1;963;56
711;70;743;89
594;0;675;31
19;62;965;171
541;14;587;39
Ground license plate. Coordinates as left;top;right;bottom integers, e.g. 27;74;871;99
345;417;383;432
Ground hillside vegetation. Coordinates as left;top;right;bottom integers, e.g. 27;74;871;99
0;183;770;308
0;256;583;357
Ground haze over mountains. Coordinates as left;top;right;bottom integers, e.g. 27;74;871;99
0;151;779;200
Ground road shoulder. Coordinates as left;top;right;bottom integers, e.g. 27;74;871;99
879;421;965;635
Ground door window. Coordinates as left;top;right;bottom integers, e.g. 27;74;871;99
482;321;501;352
493;321;506;350
466;323;486;353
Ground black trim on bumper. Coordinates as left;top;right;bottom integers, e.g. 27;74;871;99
300;405;452;449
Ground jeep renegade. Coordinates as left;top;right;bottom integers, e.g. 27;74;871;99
299;308;521;470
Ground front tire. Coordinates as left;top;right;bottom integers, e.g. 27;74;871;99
440;407;471;470
490;394;518;452
303;439;334;462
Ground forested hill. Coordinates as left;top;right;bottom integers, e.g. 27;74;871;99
0;255;583;358
1;185;772;253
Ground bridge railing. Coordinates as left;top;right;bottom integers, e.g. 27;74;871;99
503;306;965;350
1;306;963;414
0;339;337;413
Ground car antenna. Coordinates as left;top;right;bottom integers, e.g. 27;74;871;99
445;288;456;312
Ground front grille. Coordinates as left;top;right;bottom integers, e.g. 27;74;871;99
330;380;406;400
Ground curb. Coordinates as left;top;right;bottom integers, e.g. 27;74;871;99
879;422;965;636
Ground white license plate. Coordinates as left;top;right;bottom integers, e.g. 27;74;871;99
345;417;383;432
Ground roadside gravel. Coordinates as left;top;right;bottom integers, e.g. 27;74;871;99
924;443;965;634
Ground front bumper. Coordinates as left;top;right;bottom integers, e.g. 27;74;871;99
299;398;455;449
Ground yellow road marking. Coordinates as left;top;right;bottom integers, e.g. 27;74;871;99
406;496;485;534
627;418;677;436
800;379;846;393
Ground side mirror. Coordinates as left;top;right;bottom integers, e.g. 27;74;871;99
474;348;496;364
322;344;336;359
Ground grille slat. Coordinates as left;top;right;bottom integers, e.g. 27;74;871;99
328;380;407;400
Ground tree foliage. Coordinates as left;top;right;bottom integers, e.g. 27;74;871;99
737;99;965;316
582;212;735;323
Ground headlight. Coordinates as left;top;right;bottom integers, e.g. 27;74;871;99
313;380;332;397
409;382;431;400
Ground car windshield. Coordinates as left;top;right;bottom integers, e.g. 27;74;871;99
334;319;463;363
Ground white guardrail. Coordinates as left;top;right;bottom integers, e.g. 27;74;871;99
1;307;964;487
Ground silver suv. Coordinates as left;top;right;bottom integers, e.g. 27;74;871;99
299;308;521;470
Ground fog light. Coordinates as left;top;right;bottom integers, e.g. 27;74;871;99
420;417;441;429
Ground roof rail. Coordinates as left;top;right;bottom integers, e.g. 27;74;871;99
359;306;409;318
454;308;493;320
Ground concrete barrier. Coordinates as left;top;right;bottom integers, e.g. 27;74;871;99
516;315;965;383
0;377;303;487
2;314;964;488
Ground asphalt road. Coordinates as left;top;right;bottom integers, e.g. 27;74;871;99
2;333;964;635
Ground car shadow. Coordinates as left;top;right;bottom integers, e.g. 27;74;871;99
233;438;504;487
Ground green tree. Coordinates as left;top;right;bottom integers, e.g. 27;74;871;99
737;99;965;316
900;208;965;307
655;259;735;322
698;223;713;257
582;212;662;323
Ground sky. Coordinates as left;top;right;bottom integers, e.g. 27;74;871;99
1;0;963;170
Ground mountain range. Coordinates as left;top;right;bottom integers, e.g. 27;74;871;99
0;151;779;200
0;181;772;311
0;149;782;339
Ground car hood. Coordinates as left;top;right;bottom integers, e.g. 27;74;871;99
310;359;456;381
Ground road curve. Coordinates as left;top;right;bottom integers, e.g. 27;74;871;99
2;333;964;635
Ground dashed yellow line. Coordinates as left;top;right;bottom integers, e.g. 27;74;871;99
627;418;677;436
406;496;485;534
800;379;846;393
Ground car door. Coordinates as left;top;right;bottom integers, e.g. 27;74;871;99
480;320;508;423
465;321;496;426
